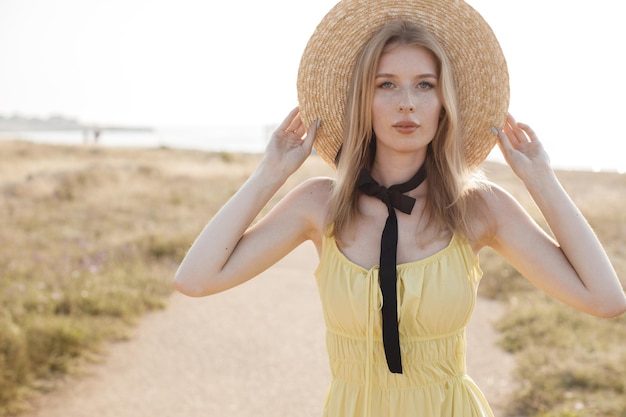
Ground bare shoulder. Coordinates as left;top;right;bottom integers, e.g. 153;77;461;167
464;179;526;250
289;176;334;206
471;180;518;210
294;175;334;196
285;176;334;241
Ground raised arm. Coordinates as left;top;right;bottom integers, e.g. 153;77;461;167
485;114;626;317
174;108;324;297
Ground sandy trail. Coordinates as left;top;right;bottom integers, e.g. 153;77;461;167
22;242;516;417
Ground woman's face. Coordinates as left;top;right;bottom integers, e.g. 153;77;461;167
371;43;442;156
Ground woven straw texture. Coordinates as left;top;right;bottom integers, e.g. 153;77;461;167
297;0;509;168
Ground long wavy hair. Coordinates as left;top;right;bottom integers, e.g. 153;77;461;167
327;20;484;242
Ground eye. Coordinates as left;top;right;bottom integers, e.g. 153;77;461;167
377;81;395;89
417;81;436;89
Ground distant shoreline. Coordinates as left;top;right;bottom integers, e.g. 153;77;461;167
0;114;152;132
0;125;271;155
0;125;153;132
0;135;622;175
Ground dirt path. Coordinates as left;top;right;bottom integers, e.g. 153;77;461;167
22;242;516;417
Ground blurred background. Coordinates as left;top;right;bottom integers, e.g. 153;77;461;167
0;0;625;171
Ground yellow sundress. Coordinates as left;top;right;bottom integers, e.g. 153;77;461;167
314;231;493;416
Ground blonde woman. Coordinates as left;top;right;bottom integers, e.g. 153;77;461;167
174;1;626;415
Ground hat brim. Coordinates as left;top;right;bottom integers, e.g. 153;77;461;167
297;0;509;168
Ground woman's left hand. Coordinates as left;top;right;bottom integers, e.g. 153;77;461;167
489;114;626;318
494;113;552;183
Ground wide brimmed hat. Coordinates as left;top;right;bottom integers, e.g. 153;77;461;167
297;0;509;168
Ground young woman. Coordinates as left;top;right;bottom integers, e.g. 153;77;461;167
174;1;626;415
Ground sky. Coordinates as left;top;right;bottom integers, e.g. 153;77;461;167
0;0;625;171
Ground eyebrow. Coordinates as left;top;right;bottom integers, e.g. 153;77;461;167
375;73;438;79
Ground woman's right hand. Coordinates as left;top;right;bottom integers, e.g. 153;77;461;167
260;107;320;180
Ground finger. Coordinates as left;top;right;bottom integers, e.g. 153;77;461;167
492;125;515;155
503;114;522;145
303;118;321;150
507;113;517;126
291;116;304;136
277;107;300;132
506;113;530;144
518;123;538;142
284;112;306;137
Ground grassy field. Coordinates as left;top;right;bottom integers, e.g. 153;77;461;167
0;140;624;416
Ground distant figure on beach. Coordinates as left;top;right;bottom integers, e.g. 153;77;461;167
93;128;101;145
174;0;626;415
82;127;102;145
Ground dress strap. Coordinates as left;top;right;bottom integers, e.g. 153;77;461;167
364;267;382;417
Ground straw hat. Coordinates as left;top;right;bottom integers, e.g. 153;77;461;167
297;0;509;168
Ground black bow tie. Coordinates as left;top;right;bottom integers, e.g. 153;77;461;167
357;163;427;374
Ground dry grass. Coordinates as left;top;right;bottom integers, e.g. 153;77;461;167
0;140;624;417
0;140;333;415
479;163;626;417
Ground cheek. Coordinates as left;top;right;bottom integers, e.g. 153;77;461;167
424;95;443;120
371;95;388;128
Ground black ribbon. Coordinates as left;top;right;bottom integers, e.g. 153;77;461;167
357;163;427;374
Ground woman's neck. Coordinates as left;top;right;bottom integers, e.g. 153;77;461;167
370;151;427;188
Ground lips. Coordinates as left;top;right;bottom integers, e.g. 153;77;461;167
393;121;419;134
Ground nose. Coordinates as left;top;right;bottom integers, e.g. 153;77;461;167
397;90;415;113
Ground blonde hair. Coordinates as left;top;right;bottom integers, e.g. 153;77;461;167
328;20;482;241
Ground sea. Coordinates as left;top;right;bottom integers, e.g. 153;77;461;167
0;125;274;154
1;126;623;174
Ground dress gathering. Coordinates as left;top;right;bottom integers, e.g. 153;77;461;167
316;232;492;416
